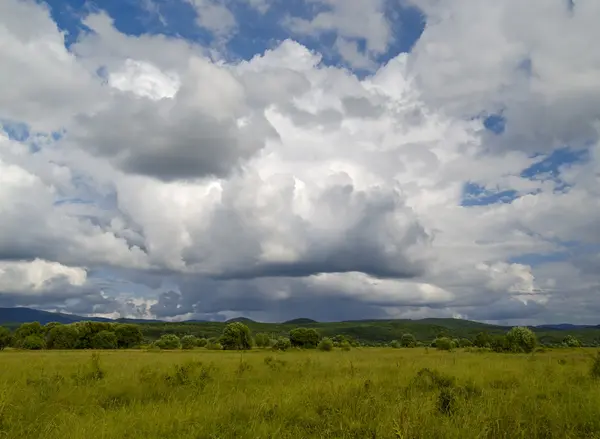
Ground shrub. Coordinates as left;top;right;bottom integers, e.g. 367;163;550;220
196;337;208;347
114;324;143;349
505;327;537;353
591;352;600;379
563;335;581;348
206;341;222;350
220;322;252;350
272;337;291;351
289;328;320;349
318;337;334;352
0;326;13;350
434;337;454;351
390;340;401;349
490;335;509;353
90;330;118;349
21;335;46;350
254;333;271;348
459;338;473;348
340;341;351;351
15;322;44;346
154;334;181;350
46;325;80;349
474;332;492;348
181;335;198;350
401;333;417;348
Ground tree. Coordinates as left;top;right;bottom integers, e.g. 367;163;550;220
91;331;118;349
473;332;492;348
563;335;581;348
0;326;12;350
114;324;143;349
490;335;509;352
181;335;198;350
289;328;320;348
340;340;351;351
15;322;44;345
401;333;417;348
155;334;181;350
272;337;291;351
46;324;80;349
196;338;208;348
73;321;115;349
21;335;45;350
318;337;334;351
220;322;252;350
254;333;271;348
505;327;537;353
434;337;454;351
459;338;473;348
390;340;401;349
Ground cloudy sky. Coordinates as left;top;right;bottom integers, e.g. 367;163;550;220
0;0;598;325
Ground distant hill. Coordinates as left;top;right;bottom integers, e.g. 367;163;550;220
225;317;256;324
283;318;318;325
535;324;596;330
0;307;112;326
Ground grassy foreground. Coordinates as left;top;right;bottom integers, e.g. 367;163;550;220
0;348;599;438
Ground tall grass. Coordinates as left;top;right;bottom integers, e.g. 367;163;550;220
0;348;598;438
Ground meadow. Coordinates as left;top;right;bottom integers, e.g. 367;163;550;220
0;348;599;439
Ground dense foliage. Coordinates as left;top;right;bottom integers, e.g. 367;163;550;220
0;317;596;350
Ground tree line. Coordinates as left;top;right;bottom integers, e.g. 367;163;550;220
0;320;584;352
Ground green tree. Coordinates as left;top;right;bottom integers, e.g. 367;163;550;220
390;340;401;349
181;335;198;350
473;332;492;348
272;337;291;351
220;322;252;350
340;340;351;351
196;337;208;348
289;328;320;348
459;338;473;348
254;332;271;348
0;326;13;350
505;327;537;353
46;324;80;349
563;335;581;347
73;321;115;349
114;324;143;349
490;335;509;352
434;337;454;351
15;322;44;345
318;337;334;351
401;333;417;348
91;331;118;349
155;334;181;350
21;335;45;350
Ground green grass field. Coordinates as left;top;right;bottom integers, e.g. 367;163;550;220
1;348;599;438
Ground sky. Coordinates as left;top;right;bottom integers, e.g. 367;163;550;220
0;0;599;325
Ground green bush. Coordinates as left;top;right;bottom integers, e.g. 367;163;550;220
114;324;143;349
318;337;334;352
459;338;473;348
401;333;417;348
562;335;581;348
0;326;13;350
46;325;80;349
434;337;454;351
196;338;208;348
254;333;271;348
154;334;181;350
290;328;320;349
272;337;291;351
220;322;252;350
21;335;46;350
90;331;118;349
181;335;198;350
340;341;351;351
505;327;537;353
390;340;401;349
